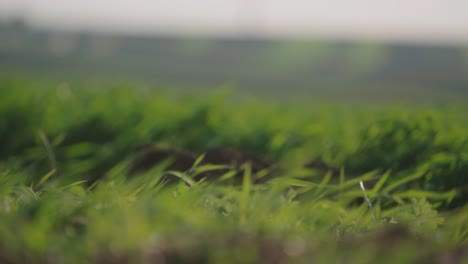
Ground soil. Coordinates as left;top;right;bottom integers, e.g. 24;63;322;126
128;145;198;175
303;158;341;177
128;143;343;185
203;147;273;173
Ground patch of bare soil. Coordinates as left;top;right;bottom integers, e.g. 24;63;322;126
127;143;343;184
199;147;276;183
427;245;468;264
203;147;273;173
304;158;341;177
128;145;198;175
94;229;463;264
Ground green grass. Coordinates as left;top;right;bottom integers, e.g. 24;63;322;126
0;79;467;263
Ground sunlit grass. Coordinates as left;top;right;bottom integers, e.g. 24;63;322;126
0;79;467;263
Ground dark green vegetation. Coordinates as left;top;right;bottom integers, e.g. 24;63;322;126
0;79;468;263
2;21;468;102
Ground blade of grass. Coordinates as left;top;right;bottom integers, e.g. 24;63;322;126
34;169;56;190
369;170;391;197
165;171;197;187
60;180;88;190
192;153;206;168
38;129;57;174
239;162;252;225
383;171;426;193
359;181;375;221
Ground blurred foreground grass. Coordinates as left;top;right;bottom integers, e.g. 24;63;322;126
0;79;467;263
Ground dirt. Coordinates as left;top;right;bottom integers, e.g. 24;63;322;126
128;144;277;184
429;245;468;264
127;143;343;185
203;147;273;173
128;145;198;175
304;158;341;177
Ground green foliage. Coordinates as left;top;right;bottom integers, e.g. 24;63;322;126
0;79;467;263
347;115;438;172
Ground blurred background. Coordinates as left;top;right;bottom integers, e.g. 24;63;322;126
1;0;468;102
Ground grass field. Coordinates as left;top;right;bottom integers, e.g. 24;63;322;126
0;78;467;263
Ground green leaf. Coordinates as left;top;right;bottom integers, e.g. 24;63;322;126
369;170;391;196
192;153;206;168
165;171;197;187
191;164;229;178
239;162;252;225
383;171;426;193
35;169;56;189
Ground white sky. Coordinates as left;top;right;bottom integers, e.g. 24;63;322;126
1;0;468;44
